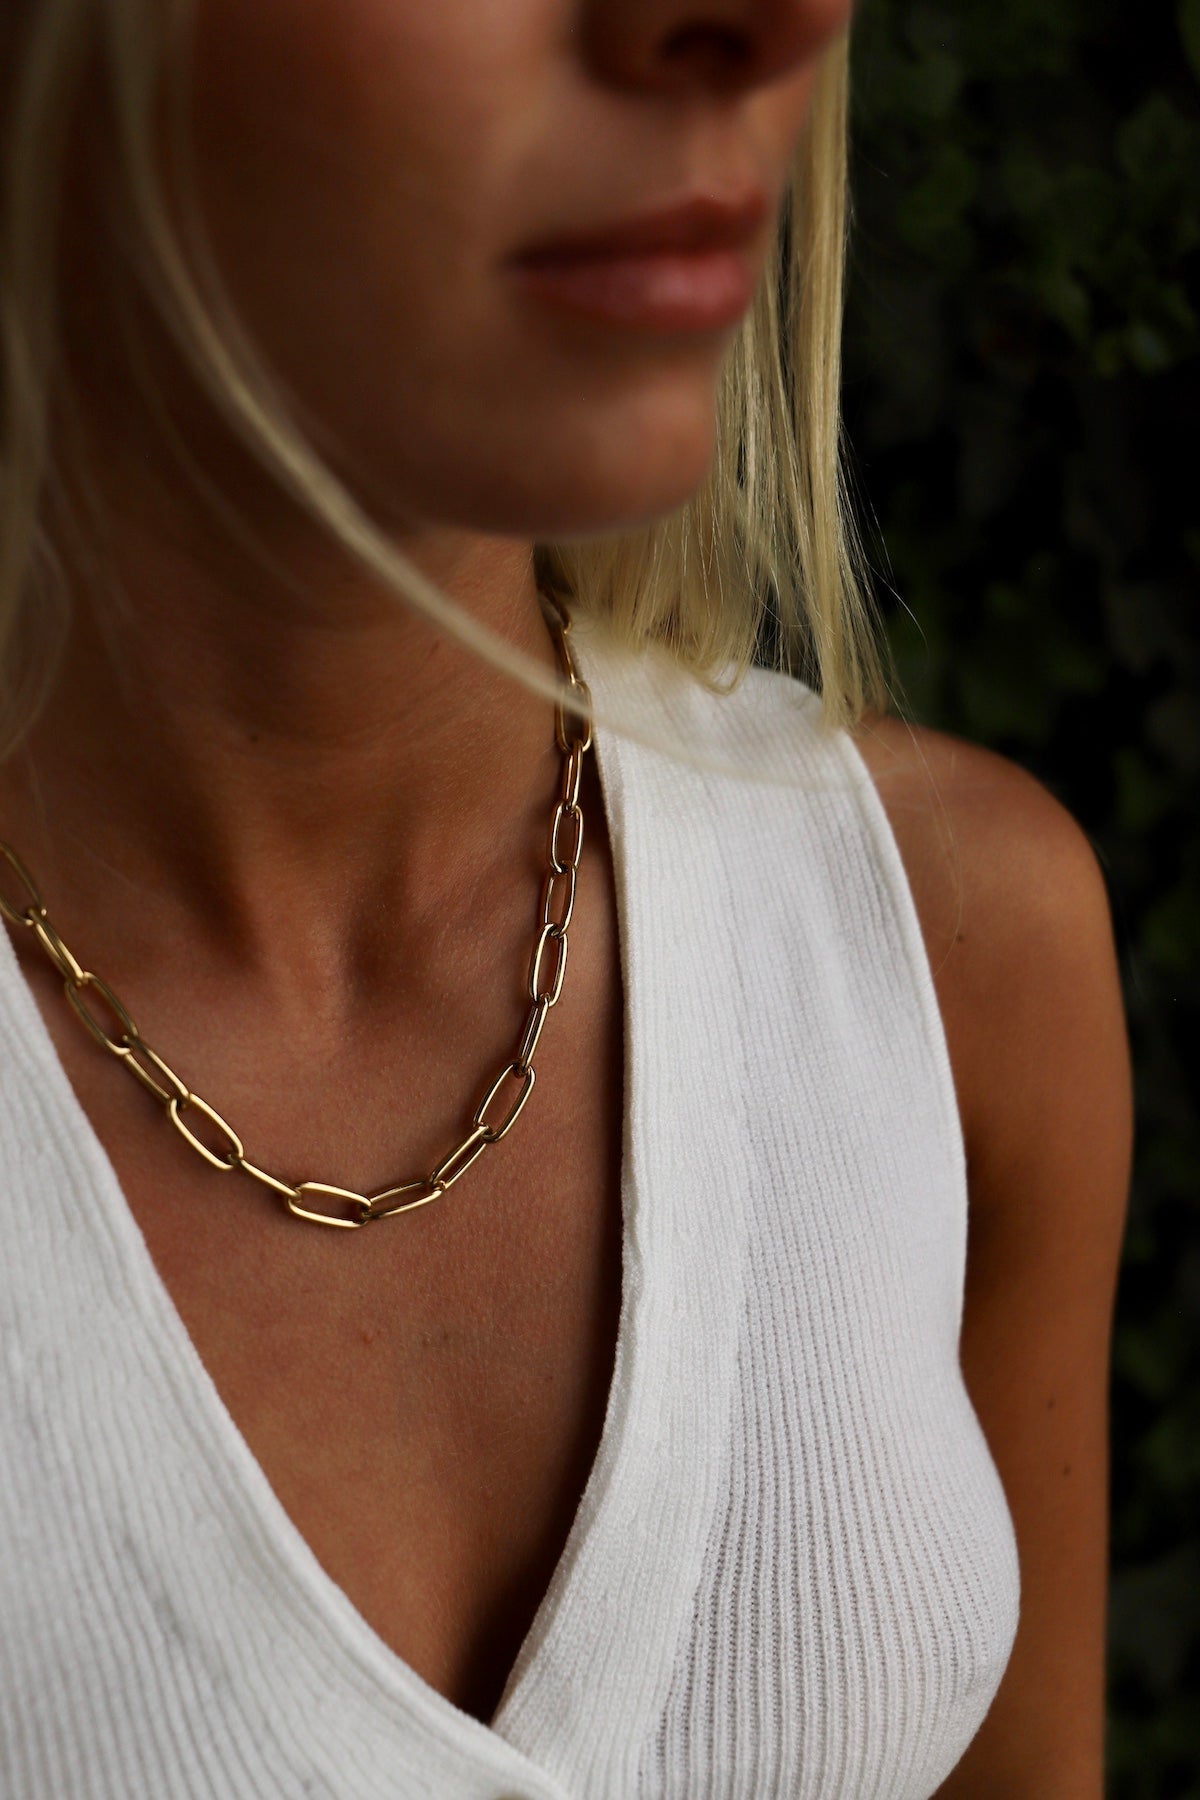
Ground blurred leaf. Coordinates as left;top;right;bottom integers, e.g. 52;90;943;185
906;46;964;120
1102;584;1181;674
843;8;1200;1780
1141;881;1200;976
1182;0;1200;82
894;143;980;252
1127;322;1172;373
1147;691;1200;775
1114;749;1176;833
1109;1543;1200;1695
1117;95;1200;187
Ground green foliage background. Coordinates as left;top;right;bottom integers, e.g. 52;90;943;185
841;2;1199;1791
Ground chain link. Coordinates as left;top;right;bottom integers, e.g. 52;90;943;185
431;1124;491;1192
540;862;576;934
514;996;551;1072
548;801;583;876
0;588;594;1229
0;841;44;926
361;1177;445;1223
529;921;568;1007
168;1091;244;1170
474;1060;535;1142
66;973;139;1055
287;1182;374;1230
29;915;84;985
121;1036;191;1107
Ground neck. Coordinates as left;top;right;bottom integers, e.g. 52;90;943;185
0;452;564;993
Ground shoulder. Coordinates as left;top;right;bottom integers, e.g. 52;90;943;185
849;711;1130;1193
849;710;1109;958
847;719;1132;1787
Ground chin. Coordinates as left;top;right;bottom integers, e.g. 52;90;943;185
419;399;721;540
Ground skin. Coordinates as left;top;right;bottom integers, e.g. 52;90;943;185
855;720;1131;1796
0;0;1130;1777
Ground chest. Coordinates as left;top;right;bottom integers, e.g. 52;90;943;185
10;883;626;1732
0;754;1024;1799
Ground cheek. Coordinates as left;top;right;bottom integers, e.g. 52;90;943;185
183;3;512;459
756;60;824;173
185;0;534;335
179;0;760;540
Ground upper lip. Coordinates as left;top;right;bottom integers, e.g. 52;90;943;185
511;189;772;265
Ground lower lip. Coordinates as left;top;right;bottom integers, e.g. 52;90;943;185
509;248;757;333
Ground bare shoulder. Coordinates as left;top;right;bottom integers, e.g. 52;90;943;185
851;710;1128;1179
850;710;1111;977
852;709;1132;1792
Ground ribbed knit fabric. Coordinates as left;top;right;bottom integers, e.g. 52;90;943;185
0;608;1019;1800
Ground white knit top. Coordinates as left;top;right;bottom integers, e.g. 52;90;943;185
0;609;1020;1800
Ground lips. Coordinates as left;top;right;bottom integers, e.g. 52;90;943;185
512;190;771;264
507;191;772;334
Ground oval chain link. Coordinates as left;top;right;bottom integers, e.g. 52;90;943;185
0;589;592;1228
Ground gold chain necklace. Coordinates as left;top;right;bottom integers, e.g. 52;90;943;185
0;588;593;1230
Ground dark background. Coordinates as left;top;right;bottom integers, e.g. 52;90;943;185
841;1;1199;1791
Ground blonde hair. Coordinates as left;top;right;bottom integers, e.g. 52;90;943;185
0;0;889;767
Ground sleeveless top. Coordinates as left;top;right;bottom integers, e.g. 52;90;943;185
0;609;1020;1800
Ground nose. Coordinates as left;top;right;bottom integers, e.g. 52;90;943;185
578;0;852;97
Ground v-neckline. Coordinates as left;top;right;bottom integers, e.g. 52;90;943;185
0;610;660;1782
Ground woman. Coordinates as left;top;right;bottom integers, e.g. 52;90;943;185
0;1;1131;1795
